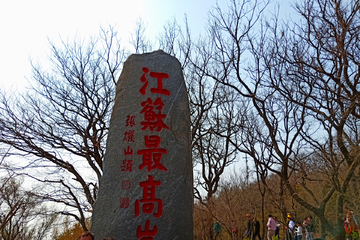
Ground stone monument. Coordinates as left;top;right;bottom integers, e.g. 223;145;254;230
92;50;193;239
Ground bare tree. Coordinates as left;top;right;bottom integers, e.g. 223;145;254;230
0;26;125;230
182;0;359;238
130;18;153;54
185;0;269;204
266;0;360;237
191;83;240;203
0;173;57;240
156;14;242;205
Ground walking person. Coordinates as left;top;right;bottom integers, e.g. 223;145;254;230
294;222;303;240
266;214;277;240
302;217;308;240
253;217;262;240
274;216;280;240
214;220;222;239
286;215;295;240
246;214;254;239
306;217;314;240
230;220;238;239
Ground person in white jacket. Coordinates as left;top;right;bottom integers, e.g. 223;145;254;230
286;215;295;240
294;222;303;240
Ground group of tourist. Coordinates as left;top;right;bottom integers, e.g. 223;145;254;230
250;213;315;240
282;214;315;240
213;213;314;240
78;231;116;240
213;214;271;240
267;214;314;240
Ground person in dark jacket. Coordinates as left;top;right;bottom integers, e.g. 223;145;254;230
253;217;262;240
246;214;254;239
274;216;280;239
306;216;315;240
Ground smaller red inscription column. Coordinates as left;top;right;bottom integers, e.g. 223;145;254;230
120;115;136;209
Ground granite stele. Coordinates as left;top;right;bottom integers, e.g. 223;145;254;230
92;50;193;240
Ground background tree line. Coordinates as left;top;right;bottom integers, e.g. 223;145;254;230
0;0;359;239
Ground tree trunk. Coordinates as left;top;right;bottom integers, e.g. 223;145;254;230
280;177;287;240
333;194;346;240
262;194;265;240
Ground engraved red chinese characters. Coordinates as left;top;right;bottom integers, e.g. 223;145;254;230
140;97;169;132
126;115;136;127
120;160;133;172
123;130;135;142
137;135;167;172
139;68;171;96
135;175;163;218
137;219;158;240
124;146;134;155
149;72;170;96
140;67;150;95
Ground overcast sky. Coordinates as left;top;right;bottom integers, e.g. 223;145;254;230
0;0;293;91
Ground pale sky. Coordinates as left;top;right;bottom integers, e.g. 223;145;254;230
0;0;218;91
0;0;293;92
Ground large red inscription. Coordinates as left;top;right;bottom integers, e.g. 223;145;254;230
120;68;171;239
